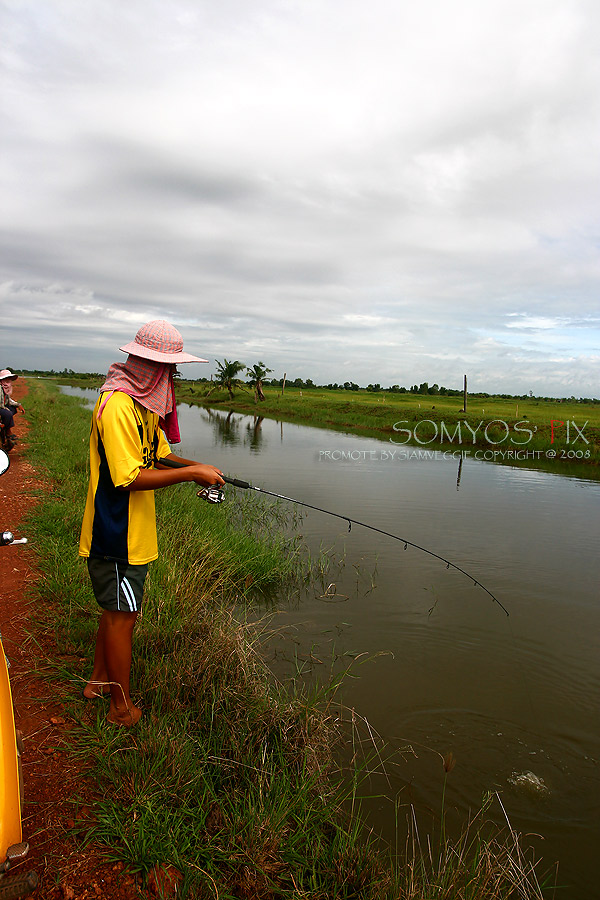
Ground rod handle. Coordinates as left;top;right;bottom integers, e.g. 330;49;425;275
223;476;250;489
158;457;187;468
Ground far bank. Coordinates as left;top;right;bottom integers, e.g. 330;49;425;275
48;374;600;478
176;383;600;480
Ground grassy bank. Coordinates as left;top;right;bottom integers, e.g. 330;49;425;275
21;380;552;898
174;384;600;479
53;376;600;477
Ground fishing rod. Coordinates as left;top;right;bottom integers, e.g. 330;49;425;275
159;457;508;616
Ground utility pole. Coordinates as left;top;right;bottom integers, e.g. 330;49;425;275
463;375;467;412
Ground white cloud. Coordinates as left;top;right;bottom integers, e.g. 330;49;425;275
0;0;599;395
506;315;572;330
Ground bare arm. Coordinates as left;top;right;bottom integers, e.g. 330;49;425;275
120;453;224;492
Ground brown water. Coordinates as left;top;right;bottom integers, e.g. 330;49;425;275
64;389;600;898
181;405;599;899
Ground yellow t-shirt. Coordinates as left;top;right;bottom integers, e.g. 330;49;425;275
79;392;171;565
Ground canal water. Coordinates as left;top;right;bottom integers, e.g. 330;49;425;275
65;389;600;899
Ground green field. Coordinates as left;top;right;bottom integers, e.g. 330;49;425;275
50;374;600;477
174;383;600;479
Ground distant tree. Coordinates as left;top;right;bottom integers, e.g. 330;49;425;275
206;359;246;400
246;361;272;401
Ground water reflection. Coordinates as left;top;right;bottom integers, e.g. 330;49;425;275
246;415;264;453
456;454;463;489
190;406;266;452
199;407;243;446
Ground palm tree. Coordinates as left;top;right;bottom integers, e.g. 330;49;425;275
246;362;273;401
206;359;246;400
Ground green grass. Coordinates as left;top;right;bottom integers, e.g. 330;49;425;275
52;375;600;476
20;380;555;898
174;384;600;479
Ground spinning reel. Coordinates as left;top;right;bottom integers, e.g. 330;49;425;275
197;484;226;504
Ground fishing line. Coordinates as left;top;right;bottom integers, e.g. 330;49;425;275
159;458;508;616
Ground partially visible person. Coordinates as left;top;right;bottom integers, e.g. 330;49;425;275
0;370;24;448
78;320;224;727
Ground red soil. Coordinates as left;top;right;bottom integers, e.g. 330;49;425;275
0;381;171;899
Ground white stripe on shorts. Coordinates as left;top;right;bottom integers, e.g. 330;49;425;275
119;576;137;612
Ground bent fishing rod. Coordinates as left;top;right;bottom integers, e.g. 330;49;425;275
159;457;508;616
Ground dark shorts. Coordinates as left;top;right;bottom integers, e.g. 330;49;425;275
87;557;148;612
0;408;15;429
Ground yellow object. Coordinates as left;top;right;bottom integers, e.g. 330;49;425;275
78;392;171;564
0;643;21;859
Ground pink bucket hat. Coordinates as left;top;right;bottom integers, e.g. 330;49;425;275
119;320;208;364
0;369;18;381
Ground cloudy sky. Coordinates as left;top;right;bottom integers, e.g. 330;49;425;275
1;0;599;396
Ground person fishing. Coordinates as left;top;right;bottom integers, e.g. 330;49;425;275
0;369;24;449
78;320;224;727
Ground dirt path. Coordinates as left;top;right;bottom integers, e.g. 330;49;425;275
0;380;147;899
